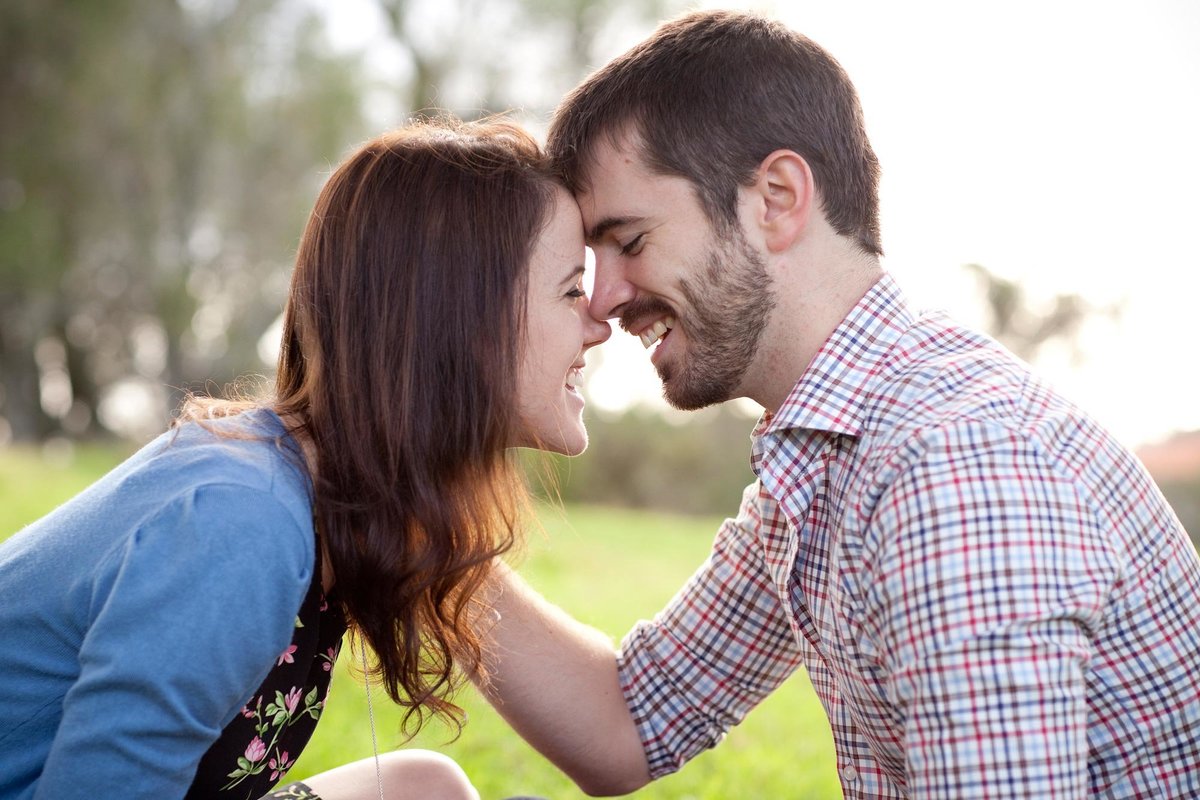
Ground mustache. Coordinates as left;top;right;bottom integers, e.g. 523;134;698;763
617;296;677;334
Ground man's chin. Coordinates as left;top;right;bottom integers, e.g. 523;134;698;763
661;371;733;411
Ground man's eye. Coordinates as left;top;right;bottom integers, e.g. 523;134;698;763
620;234;646;256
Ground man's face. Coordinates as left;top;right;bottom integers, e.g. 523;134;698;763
578;136;776;410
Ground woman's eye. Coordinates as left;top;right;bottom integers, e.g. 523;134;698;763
566;286;586;299
620;234;646;256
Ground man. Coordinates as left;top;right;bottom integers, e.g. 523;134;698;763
476;10;1200;798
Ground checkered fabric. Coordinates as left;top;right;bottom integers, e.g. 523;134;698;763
617;274;1200;798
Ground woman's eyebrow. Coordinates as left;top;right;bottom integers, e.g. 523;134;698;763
559;264;586;288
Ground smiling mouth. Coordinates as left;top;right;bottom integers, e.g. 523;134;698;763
566;367;584;390
638;316;676;349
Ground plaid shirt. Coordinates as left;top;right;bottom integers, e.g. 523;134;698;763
617;274;1200;798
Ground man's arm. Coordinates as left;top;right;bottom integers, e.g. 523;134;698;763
474;562;651;796
861;421;1120;798
473;481;804;794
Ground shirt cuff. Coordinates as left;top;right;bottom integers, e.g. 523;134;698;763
617;621;727;780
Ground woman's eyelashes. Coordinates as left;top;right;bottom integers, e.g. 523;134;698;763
620;233;646;256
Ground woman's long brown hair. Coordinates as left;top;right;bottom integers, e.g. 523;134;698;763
192;118;559;734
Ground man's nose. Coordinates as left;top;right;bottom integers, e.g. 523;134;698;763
588;250;636;322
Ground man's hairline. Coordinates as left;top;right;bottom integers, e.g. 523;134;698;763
565;121;741;242
562;120;648;198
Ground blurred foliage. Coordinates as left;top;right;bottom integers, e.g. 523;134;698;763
375;0;669;117
1157;479;1200;552
0;0;672;445
6;1;1190;539
963;262;1121;364
1;0;367;441
531;404;759;517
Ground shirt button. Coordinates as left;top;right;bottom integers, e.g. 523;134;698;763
843;764;859;782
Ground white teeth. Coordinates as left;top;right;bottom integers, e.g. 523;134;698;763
639;316;676;349
566;369;582;389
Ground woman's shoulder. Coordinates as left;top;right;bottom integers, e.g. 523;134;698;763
145;410;315;557
0;409;317;674
7;408;317;576
141;408;310;511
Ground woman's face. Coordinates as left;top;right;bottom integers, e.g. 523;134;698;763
513;188;612;455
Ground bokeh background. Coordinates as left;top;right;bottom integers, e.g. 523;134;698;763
2;2;1199;795
3;0;1198;537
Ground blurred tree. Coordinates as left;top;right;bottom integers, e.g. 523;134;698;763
963;262;1121;363
533;405;757;517
373;0;669;119
521;0;671;80
0;0;367;441
1;0;688;444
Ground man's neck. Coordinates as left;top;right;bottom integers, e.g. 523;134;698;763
747;244;883;414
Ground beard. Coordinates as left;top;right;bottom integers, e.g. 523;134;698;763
620;228;776;410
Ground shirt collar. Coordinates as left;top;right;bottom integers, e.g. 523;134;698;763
755;272;914;439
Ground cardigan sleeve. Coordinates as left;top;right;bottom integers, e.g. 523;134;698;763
33;481;314;800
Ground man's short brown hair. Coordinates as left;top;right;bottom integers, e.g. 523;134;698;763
547;10;882;256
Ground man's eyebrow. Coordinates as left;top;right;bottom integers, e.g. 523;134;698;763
585;215;645;245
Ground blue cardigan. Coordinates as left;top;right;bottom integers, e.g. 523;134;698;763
0;410;316;799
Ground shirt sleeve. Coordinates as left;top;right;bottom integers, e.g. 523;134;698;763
860;421;1120;800
617;480;805;778
34;482;314;800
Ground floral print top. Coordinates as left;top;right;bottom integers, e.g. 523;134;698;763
185;560;346;799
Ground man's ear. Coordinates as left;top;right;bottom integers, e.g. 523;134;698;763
750;150;814;253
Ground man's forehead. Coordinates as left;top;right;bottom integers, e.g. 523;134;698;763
576;121;655;184
574;134;654;232
576;143;636;189
577;181;647;244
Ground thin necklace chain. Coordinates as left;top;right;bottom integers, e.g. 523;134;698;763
361;644;385;800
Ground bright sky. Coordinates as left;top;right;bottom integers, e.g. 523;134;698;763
316;0;1200;448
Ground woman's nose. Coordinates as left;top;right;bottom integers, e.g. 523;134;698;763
582;303;612;348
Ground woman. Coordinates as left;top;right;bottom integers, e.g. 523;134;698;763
0;118;610;799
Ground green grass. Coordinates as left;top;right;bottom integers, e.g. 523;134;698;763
1;446;841;799
0;443;136;534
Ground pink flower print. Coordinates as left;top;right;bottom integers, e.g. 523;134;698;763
270;750;293;781
323;647;336;671
276;644;297;666
284;686;303;715
245;737;267;763
240;704;255;719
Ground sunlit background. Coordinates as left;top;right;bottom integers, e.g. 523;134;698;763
2;0;1198;462
3;6;1198;794
311;0;1200;451
4;6;1195;796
